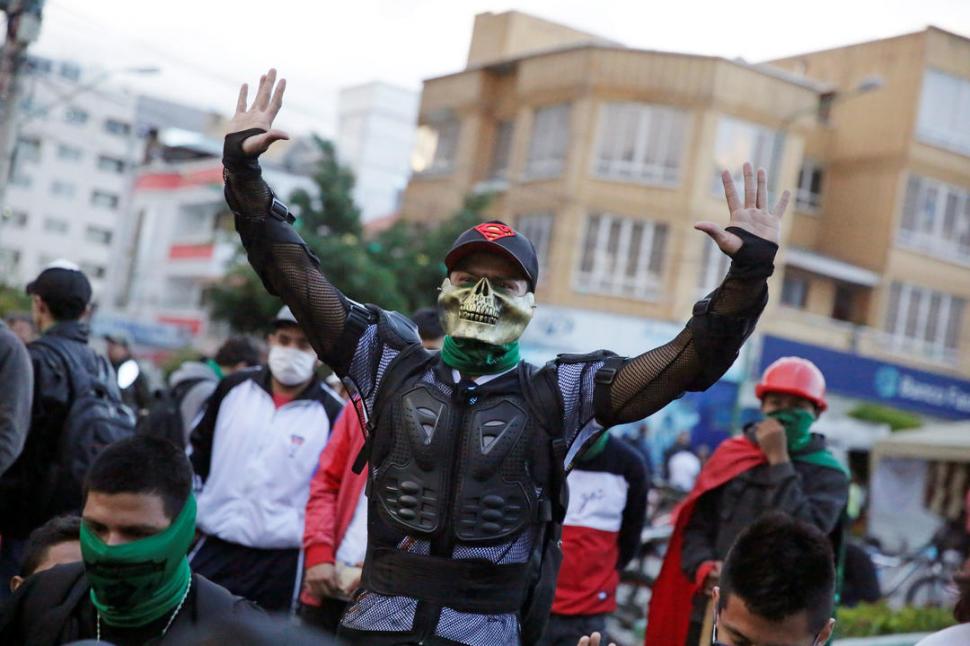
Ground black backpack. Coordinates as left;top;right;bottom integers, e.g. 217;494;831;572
33;336;136;500
137;378;207;449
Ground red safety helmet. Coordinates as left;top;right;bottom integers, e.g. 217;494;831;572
754;356;828;412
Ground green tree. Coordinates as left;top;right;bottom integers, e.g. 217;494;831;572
0;283;30;318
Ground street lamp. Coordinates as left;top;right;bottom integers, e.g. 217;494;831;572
784;75;885;127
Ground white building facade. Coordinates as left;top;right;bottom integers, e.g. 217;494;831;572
336;82;418;221
0;56;142;300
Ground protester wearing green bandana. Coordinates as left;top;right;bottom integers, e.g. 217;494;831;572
679;356;850;646
0;436;264;645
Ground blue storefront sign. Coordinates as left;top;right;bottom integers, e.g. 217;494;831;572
759;335;970;419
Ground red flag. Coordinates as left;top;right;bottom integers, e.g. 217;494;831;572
645;436;766;646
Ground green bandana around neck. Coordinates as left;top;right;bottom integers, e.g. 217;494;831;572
768;409;849;477
205;358;224;380
81;494;196;628
579;432;610;462
768;408;815;453
441;336;520;377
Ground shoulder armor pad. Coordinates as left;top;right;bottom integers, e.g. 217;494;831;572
377;308;421;349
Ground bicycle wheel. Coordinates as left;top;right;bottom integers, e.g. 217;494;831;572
905;574;950;607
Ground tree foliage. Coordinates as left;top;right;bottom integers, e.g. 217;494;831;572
207;135;490;334
0;283;31;318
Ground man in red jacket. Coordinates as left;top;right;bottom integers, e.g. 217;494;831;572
539;432;647;646
300;309;443;633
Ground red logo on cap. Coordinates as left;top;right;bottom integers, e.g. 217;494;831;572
474;222;516;242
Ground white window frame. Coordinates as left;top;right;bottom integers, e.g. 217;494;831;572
57;144;82;162
795;159;824;213
916;68;970;157
91;190;121;210
51;180;77;198
884;281;964;363
43;217;69;234
781;272;810;309
488;120;515;181
97;155;126;174
84;225;113;245
574;212;667;300
697;238;731;296
712;116;783;198
516;212;554;272
592;102;687;186
525;104;570;180
897;174;970;264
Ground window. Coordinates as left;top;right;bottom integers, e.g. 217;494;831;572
697;238;731;295
796;160;824;212
57;144;82;162
91;190;120;209
163;277;201;308
917;69;970;156
525;104;570;179
97;155;126;174
712;116;783;197
593;102;687;185
3;210;28;228
885;282;965;360
488;120;514;180
64;107;89;125
10;172;32;188
175;202;221;239
16;136;41;163
43;217;69;234
80;262;106;279
575;213;668;300
59;62;81;82
104;119;132;137
413;120;459;175
898;174;970;262
516;213;554;271
0;248;21;276
85;225;112;245
781;273;809;309
51;180;77;198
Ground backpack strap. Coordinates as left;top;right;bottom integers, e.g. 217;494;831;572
350;342;436;475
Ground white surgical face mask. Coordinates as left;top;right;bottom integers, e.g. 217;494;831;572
268;345;316;386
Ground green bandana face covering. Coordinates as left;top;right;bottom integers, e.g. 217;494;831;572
768;408;815;453
579;432;610;462
441;336;520;376
80;494;196;627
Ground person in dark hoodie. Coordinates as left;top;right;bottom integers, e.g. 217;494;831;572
646;356;849;646
0;435;262;645
0;261;126;599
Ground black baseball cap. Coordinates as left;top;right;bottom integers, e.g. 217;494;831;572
444;221;539;291
25;263;92;320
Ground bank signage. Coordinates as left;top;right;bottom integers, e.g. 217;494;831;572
760;335;970;419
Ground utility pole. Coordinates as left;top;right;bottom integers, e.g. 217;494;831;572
0;0;43;225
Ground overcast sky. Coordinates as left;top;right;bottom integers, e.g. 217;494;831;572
29;0;970;137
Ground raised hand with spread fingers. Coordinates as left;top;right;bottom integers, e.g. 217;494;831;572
228;68;290;157
696;162;790;255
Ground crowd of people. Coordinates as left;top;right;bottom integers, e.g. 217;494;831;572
0;67;966;646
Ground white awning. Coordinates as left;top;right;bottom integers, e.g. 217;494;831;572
785;247;881;287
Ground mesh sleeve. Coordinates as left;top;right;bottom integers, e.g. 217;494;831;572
223;131;354;368
604;228;777;424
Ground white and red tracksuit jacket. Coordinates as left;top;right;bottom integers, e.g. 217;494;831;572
552;435;649;616
301;401;367;607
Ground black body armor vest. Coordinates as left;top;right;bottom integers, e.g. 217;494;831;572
355;345;567;644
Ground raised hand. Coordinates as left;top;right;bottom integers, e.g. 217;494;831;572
696;162;790;256
228;68;290;157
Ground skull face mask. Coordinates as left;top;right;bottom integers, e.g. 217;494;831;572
438;276;535;345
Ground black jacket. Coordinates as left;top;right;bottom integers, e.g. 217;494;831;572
681;430;850;580
0;561;262;645
0;321;106;537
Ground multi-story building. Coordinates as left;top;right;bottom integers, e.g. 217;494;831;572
399;11;970;449
336;82;419;221
113;135;313;352
0;56;142;299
